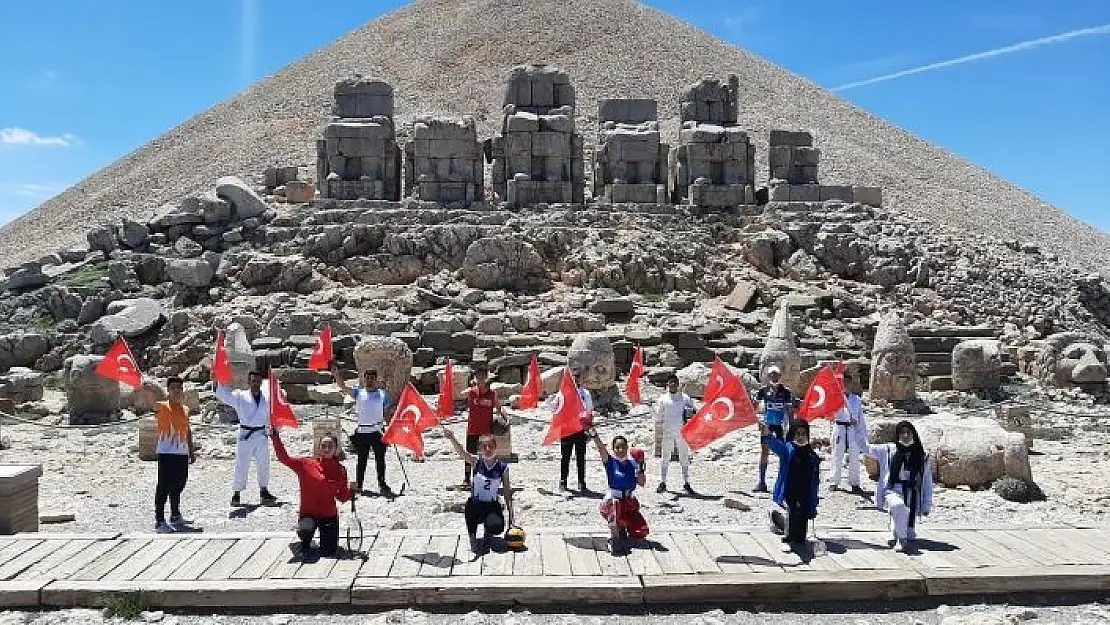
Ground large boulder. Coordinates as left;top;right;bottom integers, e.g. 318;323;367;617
952;339;1002;391
89;298;166;345
867;414;1032;488
676;361;758;399
460;237;550;292
566;334;616;392
3;262;50;291
353;336;414;402
64;355;121;425
216;176;268;220
0;367;45;403
0;333;52;371
166;258;214;288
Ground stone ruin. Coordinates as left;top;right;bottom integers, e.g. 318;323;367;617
593;99;668;204
668;75;755;209
404;116;484;204
485;64;585;207
869;312;918;402
316;76;402;201
759;303;801;390
1032;332;1108;390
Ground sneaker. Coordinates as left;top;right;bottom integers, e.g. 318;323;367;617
230;492;241;507
469;535;483;553
753;482;768;493
155;522;175;534
259;489;278;504
683;482;695;495
379;484;394;497
559;481;569;492
893;540;906;553
850;486;866;495
656;482;667;493
578;482;588;493
169;514;187;528
780;542;793;553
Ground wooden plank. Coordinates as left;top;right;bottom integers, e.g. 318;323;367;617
0;580;47;608
351;575;644;607
962;531;1042;568
481;541;515;577
720;532;780;573
625;536;664;576
102;538;181;581
647;532;695;575
41;578;351;608
696;532;751;574
267;543;308;580
135;539;207;582
387;534;429;578
923;564;1110;597
230;538;288;580
70;539;149;581
564;534;602;577
641;569;928;604
987;529;1067;566
168;539;234;581
451;534;483;576
538;532;572;576
294;554;339;580
0;540;42;572
418;535;457;578
1024;529;1110;564
1051;528;1110;561
591;536;631;577
330;550;366;580
36;539;118;582
671;532;722;574
510;534;543;576
0;539;66;580
945;530;1026;568
358;534;402;578
201;538;265;581
16;539;97;580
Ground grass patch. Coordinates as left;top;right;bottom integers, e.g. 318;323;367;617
102;592;149;620
32;314;57;331
42;373;64;391
641;293;664;303
59;262;109;288
1031;426;1072;441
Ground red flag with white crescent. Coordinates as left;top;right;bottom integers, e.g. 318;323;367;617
542;368;588;446
518;353;541;409
268;370;300;429
703;357;734;403
681;371;757;451
437;358;455;419
382;383;438;457
307;325;333;371
212;330;233;385
95;337;143;388
798;365;846;422
625;346;644;406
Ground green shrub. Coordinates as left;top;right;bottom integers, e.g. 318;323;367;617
102;592;149;620
60;262;109;288
993;476;1046;503
1031;426;1071;441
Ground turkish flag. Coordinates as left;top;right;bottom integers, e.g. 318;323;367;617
95;337;143;388
625;346;644;406
212;330;233;385
518;353;542;409
542;368;588;445
268;370;300;429
437;358;455;419
307;325;333;371
383;383;438;457
798;365;846;422
703;357;735;402
681;370;757;451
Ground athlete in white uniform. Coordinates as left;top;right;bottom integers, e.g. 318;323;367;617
214;370;277;507
860;420;934;551
653;374;697;494
829;374;867;492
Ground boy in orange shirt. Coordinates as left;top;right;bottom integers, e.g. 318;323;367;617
154;377;196;533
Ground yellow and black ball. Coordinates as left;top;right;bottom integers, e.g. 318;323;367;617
505;526;526;550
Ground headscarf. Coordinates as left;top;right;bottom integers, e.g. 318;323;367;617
888;420;926;487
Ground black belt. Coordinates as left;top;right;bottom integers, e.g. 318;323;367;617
239;425;268;440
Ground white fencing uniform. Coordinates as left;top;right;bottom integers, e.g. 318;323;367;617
654;391;695;484
216;384;272;492
829;393;867;488
862;442;934;541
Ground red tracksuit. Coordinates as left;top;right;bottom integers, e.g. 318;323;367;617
272;432;352;519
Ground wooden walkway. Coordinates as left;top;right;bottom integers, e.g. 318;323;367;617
1;526;1109;609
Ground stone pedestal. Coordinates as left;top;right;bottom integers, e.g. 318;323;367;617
494;424;518;463
137;416;158;461
0;465;42;534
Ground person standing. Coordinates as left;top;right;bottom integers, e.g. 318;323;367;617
214;370;277;507
154;377;196;533
548;369;594;493
271;428;355;557
860;420;934;551
443;429;514;553
653;374;696;494
753;366;796;493
461;365;508;489
828;373;868;492
331;363;393;497
763;421;821;552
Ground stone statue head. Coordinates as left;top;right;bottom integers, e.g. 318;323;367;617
759;304;801;390
566;334;616;391
869;312;917;401
1036;332;1108;388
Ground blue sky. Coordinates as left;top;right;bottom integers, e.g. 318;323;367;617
1;0;1107;232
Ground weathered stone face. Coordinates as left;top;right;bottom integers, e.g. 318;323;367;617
1035;332;1108;388
64;355;120;425
566;334;615;391
759;304;801;391
868;313;917;401
353;336;414;402
951;339;1002;391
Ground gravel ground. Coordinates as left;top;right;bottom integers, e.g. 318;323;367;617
3;0;1106;274
2;393;1109;536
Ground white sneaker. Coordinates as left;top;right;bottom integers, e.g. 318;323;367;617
155;522;175;534
893;540;906;552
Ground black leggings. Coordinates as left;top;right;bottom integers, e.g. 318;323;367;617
298;516;340;556
351;431;387;490
786;499;810;543
155;453;189;524
560;432;588;486
464;498;504;537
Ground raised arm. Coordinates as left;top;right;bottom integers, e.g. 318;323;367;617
762;434;789;458
442;427;476;465
330;363;356;398
270;429;302;470
213;382;237;407
589;428;609;464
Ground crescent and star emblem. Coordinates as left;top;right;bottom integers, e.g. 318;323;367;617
401;405;422;425
812;385;826;408
116;353;137;373
706;397;736;421
550;393;564;414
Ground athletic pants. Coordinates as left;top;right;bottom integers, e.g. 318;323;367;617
351;431;387;490
885;484;919;541
297;516;339;556
154;453;189;524
233;430;270;492
829;422;861;488
464;498;504;537
560;432;588;486
659;428;691;483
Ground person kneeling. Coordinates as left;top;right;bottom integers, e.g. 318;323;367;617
860;420;934;552
271;429;354;557
444;429;514;553
763;421;820;552
590;430;648;554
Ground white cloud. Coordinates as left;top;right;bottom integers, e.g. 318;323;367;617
834;23;1110;91
0;127;81;148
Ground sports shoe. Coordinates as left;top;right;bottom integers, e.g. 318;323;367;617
850;486;866;495
469;535;483;553
230;492;241;507
753;482;769;493
683;482;695;495
656;482;667;493
893;540;907;553
379;484;395;497
259;489;278;504
780;542;794;553
558;480;569;492
169;514;187;529
578;482;588;493
769;509;786;535
155;522;175;534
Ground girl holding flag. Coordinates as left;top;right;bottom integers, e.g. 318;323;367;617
271;427;356;557
589;428;648;554
763;420;821;551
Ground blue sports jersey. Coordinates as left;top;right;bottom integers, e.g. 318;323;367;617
756;385;794;426
604;456;640;492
